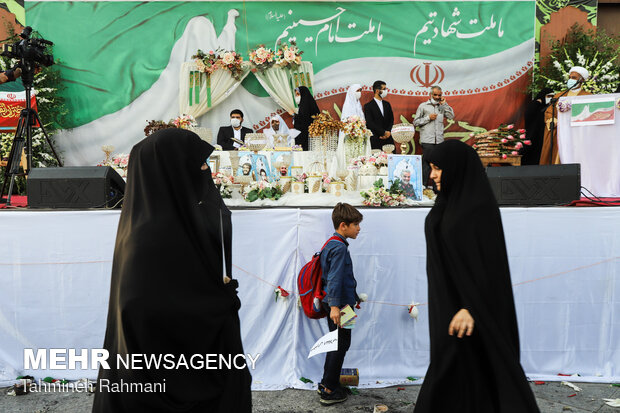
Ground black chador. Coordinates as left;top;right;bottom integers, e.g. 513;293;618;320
92;129;251;413
414;140;539;413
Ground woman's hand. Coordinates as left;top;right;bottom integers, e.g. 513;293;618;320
449;308;474;338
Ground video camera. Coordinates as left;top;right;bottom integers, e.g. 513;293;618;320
1;26;54;84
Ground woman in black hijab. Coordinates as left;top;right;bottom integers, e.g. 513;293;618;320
522;88;552;165
292;86;320;150
92;129;251;413
414;140;539;413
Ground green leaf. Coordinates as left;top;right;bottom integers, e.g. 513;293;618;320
247;190;259;202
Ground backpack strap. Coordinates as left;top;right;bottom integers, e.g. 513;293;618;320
320;235;345;251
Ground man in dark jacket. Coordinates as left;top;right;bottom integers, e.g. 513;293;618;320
363;80;394;149
217;109;253;150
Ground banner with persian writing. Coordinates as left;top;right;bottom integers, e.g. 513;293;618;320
0;90;38;131
25;1;535;165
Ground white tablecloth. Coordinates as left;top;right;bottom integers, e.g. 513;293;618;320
558;93;620;197
0;207;619;388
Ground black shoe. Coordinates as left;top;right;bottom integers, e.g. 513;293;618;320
319;387;348;406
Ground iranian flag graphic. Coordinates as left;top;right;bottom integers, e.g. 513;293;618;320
26;0;535;164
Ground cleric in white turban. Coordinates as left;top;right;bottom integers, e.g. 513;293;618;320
263;114;297;147
540;66;592;165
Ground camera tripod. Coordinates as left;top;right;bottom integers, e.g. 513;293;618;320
0;81;63;205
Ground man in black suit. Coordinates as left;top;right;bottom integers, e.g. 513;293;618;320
363;80;394;150
217;109;253;150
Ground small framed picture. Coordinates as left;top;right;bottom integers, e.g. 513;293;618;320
208;154;220;174
387;155;423;200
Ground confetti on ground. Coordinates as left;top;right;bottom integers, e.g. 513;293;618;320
534;381;546;385
299;377;313;384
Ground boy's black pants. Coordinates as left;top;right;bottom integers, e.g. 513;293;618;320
321;314;352;391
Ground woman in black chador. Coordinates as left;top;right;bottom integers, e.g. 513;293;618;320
292;85;320;150
92;129;251;413
414;140;539;413
522;88;553;165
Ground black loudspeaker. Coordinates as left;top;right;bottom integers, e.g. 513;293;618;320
27;166;125;208
486;164;581;205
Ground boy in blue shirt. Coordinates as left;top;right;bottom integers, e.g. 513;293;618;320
318;202;363;406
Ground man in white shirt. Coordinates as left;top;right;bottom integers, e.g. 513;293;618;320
363;80;394;149
216;109;253;150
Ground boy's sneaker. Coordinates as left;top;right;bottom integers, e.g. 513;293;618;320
317;383;325;395
319;386;348;405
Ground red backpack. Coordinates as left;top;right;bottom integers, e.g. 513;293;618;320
298;236;344;319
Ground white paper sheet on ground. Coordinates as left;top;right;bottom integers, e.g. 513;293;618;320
308;329;338;359
603;398;620;407
561;381;582;392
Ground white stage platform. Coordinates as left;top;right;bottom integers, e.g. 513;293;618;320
0;207;619;389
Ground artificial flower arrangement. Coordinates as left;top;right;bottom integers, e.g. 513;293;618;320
242;180;284;202
341;116;371;142
292;172;309;193
361;179;409;207
172;114;197;129
558;101;572;113
98;145;130;177
144;115;197;136
192;49;219;74
472;124;532;159
349;152;389;168
321;173;336;193
213;172;234;199
249;45;280;72
308;112;344;137
192;49;245;80
275;41;303;70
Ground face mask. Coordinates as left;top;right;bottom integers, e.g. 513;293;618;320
295;95;301;105
380;89;388;98
545;96;552;104
230;118;241;128
566;79;578;89
355;91;362;100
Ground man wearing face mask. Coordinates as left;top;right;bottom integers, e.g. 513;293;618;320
540;66;591;165
363;80;394;149
413;85;455;189
217;109;254;150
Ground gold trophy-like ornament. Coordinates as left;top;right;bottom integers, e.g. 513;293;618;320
244;133;267;154
391;124;416;154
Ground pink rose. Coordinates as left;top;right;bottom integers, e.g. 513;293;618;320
519;134;526;139
507;124;514;129
511;151;519;155
524;140;532;145
515;142;523;149
518;129;525;133
501;138;508;144
507;135;514;140
501;154;508;159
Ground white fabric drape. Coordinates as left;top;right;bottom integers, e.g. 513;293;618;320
179;61;251;118
557;93;620;197
1;208;619;388
252;62;315;115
